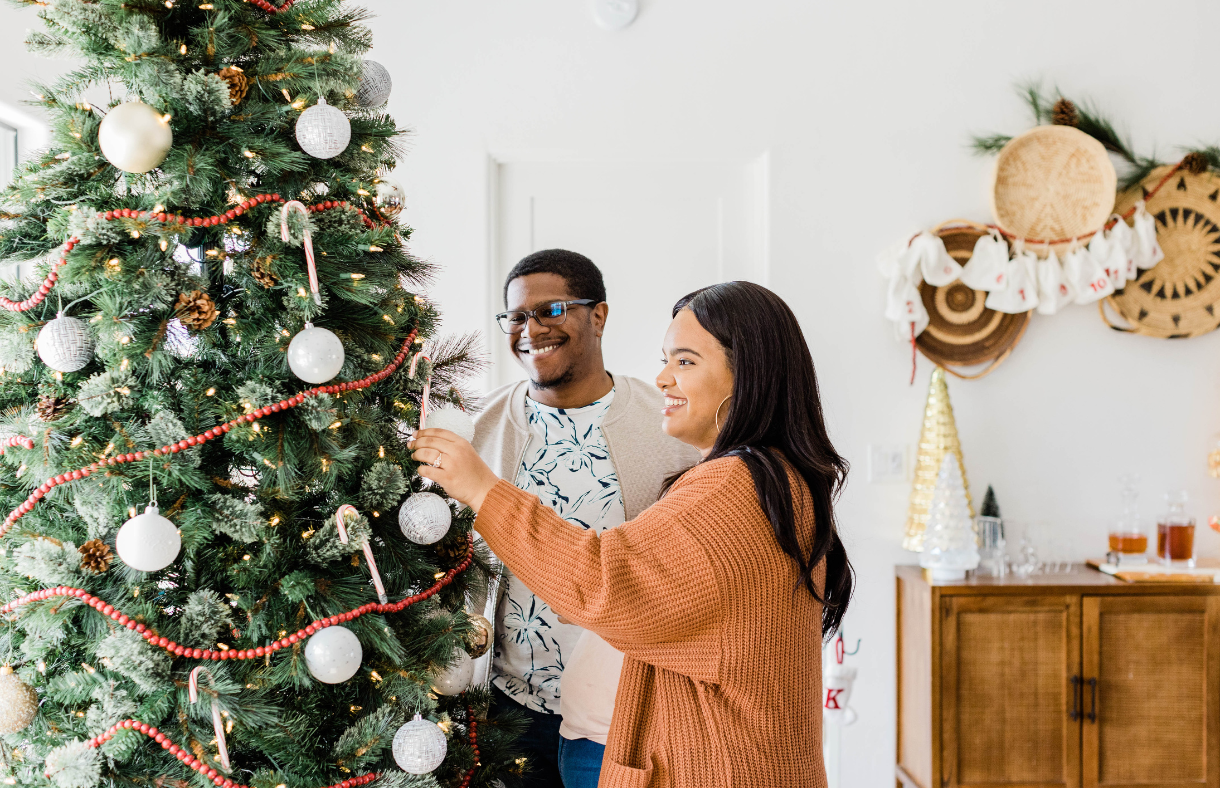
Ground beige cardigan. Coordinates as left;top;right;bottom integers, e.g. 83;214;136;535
476;457;828;788
469;374;699;686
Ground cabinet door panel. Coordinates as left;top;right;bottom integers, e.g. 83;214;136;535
1082;596;1220;788
942;595;1081;788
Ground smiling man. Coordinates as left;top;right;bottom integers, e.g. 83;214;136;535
471;249;698;787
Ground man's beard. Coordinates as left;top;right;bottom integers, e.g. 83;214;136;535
529;365;575;390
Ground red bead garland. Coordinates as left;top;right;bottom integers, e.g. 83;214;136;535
80;719;379;788
1;535;473;660
246;0;301;13
0;195;378;313
0;435;35;453
0;326;418;539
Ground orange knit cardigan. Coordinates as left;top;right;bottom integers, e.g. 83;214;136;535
475;456;827;788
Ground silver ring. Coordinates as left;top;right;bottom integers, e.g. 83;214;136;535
433;452;443;469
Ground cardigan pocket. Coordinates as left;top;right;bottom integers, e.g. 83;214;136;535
601;758;654;788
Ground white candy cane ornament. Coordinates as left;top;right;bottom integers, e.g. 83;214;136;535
336;504;388;604
408;352;432;428
281;200;320;305
188;666;231;771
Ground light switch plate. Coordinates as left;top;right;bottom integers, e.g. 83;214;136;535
868;444;908;484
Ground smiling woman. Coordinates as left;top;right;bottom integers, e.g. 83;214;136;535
411;280;851;787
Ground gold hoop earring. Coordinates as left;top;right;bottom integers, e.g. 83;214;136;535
714;396;732;432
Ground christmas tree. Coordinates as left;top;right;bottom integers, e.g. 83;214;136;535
0;2;521;787
918;453;979;581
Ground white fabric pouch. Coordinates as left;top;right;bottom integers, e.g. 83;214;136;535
960;231;1009;291
1105;217;1135;285
985;247;1040;313
1071;238;1116;304
912;231;963;286
1131;201;1164;270
1035;249;1074;315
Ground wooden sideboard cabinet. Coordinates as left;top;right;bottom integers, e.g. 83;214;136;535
896;566;1220;788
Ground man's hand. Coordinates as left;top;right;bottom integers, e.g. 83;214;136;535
409;428;501;512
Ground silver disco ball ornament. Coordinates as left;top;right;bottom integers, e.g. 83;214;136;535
287;323;345;384
115;504;181;572
398;492;451;545
356;60;393;107
425;405;475;443
295;97;351;159
392;714;447;775
98;101;173;173
36;314;94;373
373;178;405;219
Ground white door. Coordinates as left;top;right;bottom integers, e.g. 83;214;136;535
489;157;769;388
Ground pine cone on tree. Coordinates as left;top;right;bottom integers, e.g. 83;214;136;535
1051;98;1079;127
218;67;249;106
250;257;278;288
434;536;468;569
36;394;74;422
1183;151;1210;175
79;539;114;574
174;290;219;331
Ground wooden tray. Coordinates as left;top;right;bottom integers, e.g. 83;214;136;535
1087;557;1220;584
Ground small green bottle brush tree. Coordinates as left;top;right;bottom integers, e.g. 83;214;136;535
0;1;522;787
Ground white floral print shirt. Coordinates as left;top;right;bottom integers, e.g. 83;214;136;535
490;390;625;714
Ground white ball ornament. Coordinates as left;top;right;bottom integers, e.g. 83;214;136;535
304;626;363;684
295;97;351;159
398;492;451;545
424;405;475;443
356;60;393;107
98;101;173;174
430;649;474;696
287;323;345;384
372;178;405;219
392;714;447;775
0;665;38;735
115;504;181;572
36;314;94;373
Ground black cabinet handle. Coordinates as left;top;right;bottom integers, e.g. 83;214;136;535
1069;676;1081;721
1087;677;1098;723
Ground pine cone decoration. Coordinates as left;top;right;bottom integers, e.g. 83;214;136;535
434;537;468;569
175;290;219;331
79;539;114;574
1051;98;1079;127
250;257;278;288
218;67;249;106
1183;151;1210;175
37;394;74;422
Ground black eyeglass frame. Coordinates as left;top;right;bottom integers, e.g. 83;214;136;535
494;299;599;334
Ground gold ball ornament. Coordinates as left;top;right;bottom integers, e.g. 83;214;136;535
464;613;493;659
98;101;173;174
373;178;405;219
0;665;38;734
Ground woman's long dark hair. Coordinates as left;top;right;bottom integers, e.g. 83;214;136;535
666;281;853;638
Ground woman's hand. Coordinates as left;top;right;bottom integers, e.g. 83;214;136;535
409;428;501;512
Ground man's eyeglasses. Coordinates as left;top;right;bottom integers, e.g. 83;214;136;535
495;299;599;334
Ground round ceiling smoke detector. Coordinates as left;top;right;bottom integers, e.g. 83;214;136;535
592;0;638;31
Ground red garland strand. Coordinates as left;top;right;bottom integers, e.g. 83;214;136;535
0;435;34;453
74;703;481;788
0;194;377;313
0;326;420;540
247;0;301;13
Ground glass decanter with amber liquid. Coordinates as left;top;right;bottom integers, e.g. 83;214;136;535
1157;490;1196;567
1107;474;1148;565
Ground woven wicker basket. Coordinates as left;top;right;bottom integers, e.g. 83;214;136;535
1104;166;1220;338
916;222;1030;379
991;125;1116;247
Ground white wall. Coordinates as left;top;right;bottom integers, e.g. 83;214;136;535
5;1;1220;784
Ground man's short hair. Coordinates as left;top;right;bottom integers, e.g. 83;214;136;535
503;249;607;307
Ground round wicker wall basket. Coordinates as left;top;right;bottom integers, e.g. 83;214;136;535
991;125;1117;250
1105;166;1220;338
916;222;1031;379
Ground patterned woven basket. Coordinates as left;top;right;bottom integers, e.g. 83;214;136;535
991;125;1117;248
916;222;1031;380
1104;166;1220;338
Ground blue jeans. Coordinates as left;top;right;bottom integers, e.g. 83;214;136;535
558;736;605;788
491;688;563;787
